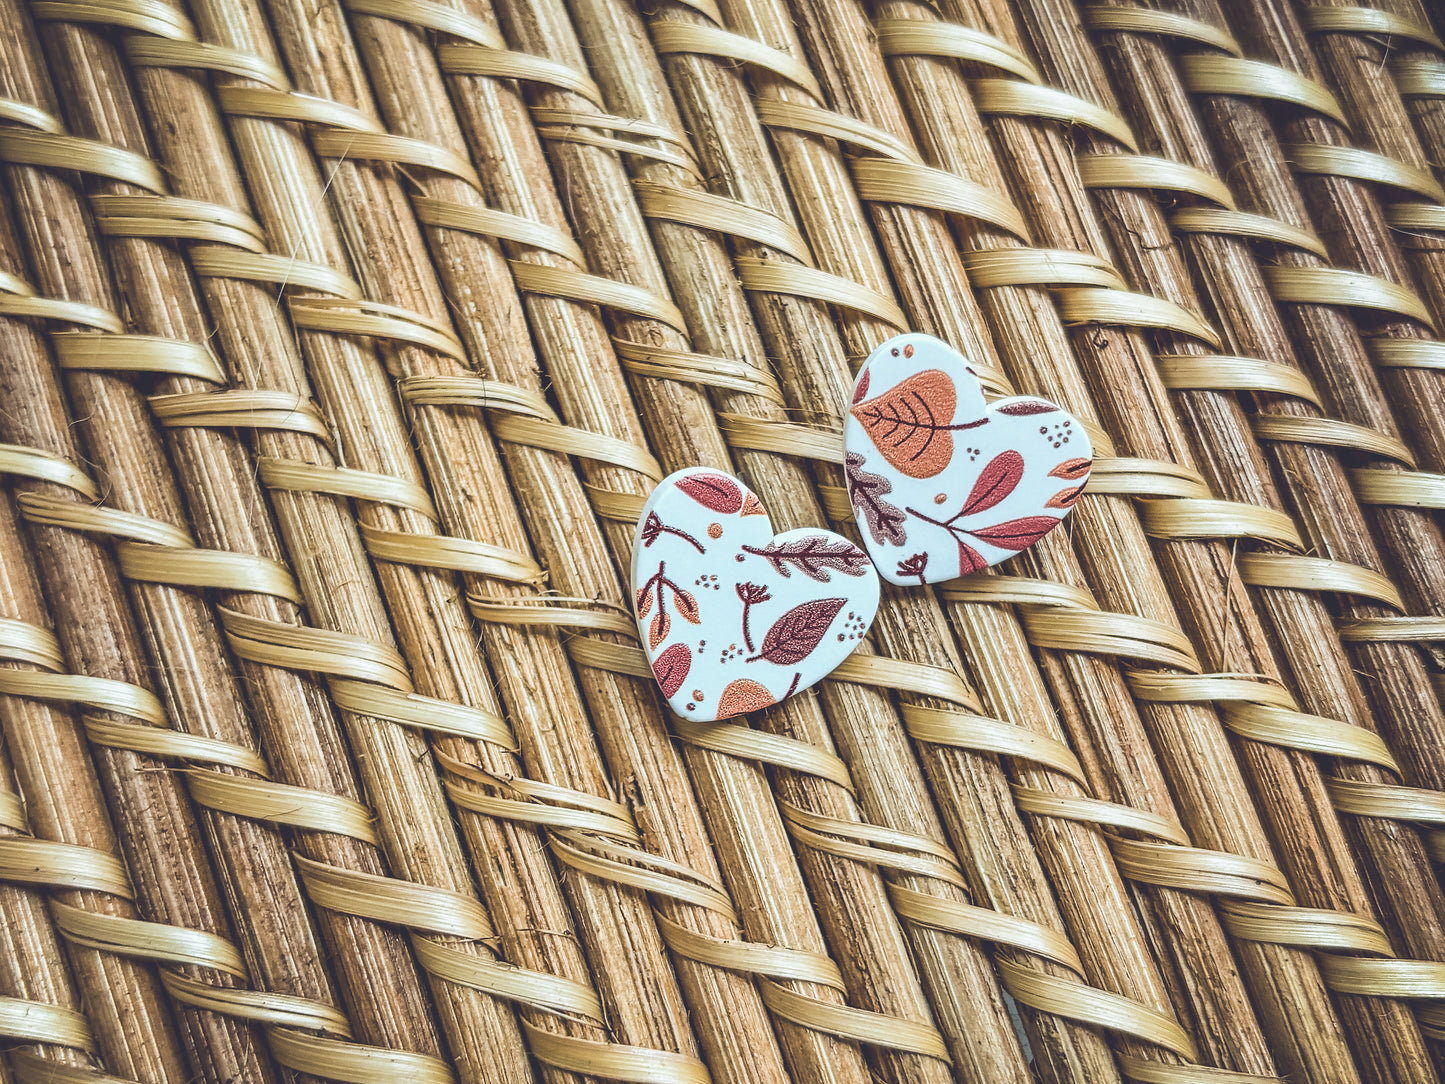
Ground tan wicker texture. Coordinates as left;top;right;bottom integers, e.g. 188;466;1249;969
1;0;1444;1080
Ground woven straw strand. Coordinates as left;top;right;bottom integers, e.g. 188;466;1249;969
843;0;1433;1081
0;592;174;1084
1077;0;1445;1066
5;0;1445;1080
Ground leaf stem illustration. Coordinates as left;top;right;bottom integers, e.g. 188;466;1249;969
906;502;1058;568
905;505;970;532
735;582;771;652
635;560;701;646
639;510;704;553
896;553;930;587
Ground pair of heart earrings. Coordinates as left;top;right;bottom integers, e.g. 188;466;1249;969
631;333;1093;722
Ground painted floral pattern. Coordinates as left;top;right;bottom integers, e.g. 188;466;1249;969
632;468;881;721
845;333;1093;585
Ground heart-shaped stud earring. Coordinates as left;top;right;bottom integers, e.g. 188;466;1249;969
632;468;881;720
845;333;1093;586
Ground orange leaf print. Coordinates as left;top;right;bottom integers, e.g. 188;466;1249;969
1045;485;1085;509
648;608;670;649
851;369;973;479
716;678;775;719
674;588;701;624
1048;457;1092;481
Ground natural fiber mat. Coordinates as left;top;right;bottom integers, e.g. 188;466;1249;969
2;0;1445;1079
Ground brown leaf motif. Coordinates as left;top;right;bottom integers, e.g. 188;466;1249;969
740;491;767;516
851;369;974;479
676;473;744;514
752;598;847;666
651;643;691;699
1045;486;1084;509
742;536;872;581
640;510;703;553
995;399;1057;416
852;369;870;405
845;452;906;546
956;540;987;576
966;516;1060;551
960;450;1023;516
1048;457;1092;481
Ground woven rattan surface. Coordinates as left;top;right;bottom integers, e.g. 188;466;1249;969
2;0;1445;1079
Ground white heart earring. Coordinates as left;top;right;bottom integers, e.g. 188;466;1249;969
844;333;1093;585
631;468;881;720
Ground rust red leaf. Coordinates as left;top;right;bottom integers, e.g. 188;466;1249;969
965;516;1060;551
754;598;847;665
852;369;870;405
956;540;987;575
675;473;744;514
995;399;1056;416
960;450;1023;516
651;643;691;699
1048;457;1091;480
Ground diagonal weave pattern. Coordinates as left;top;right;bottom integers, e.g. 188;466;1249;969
1;0;1445;1080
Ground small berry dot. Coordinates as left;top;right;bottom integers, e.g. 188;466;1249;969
707;523;723;539
903;343;914;358
692;689;704;701
736;555;744;562
934;493;947;504
838;634;846;641
890;348;899;357
1040;426;1048;434
685;702;696;711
